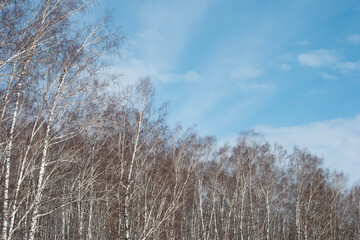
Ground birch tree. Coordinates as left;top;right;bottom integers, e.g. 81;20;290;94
0;0;120;239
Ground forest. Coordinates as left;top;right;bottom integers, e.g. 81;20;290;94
0;0;359;239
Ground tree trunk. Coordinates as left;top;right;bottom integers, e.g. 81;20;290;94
2;81;22;240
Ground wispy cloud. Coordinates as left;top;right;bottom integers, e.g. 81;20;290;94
320;72;337;79
346;34;360;45
297;49;338;68
276;54;295;71
113;58;200;83
229;64;273;91
115;0;211;83
255;115;360;183
337;61;360;73
297;49;360;78
299;40;310;46
230;64;263;79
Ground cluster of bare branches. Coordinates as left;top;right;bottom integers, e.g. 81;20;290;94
186;137;360;240
1;0;360;239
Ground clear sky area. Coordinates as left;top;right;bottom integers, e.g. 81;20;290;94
99;0;360;183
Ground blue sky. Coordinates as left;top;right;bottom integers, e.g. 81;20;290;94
100;0;360;183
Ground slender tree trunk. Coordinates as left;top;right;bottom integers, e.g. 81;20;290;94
198;177;206;240
8;113;41;239
124;101;143;240
61;205;66;239
239;188;246;240
28;107;55;240
78;182;84;239
2;80;22;240
124;172;132;239
296;191;302;240
265;193;271;240
88;180;94;240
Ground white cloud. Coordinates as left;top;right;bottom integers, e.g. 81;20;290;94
346;34;360;45
297;49;338;68
230;64;263;79
113;0;211;84
337;61;360;73
297;49;360;77
112;58;200;83
229;64;270;91
320;72;337;79
255;115;360;184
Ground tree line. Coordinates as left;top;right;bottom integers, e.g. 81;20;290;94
1;0;359;239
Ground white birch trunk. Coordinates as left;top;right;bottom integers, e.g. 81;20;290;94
28;127;51;240
61;205;66;239
198;178;206;240
87;180;94;240
265;193;271;240
2;81;21;240
124;96;143;240
239;187;246;240
296;192;302;240
28;102;56;240
78;182;84;239
8;113;42;239
28;62;68;240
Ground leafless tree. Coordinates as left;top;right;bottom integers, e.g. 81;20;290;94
1;1;359;240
